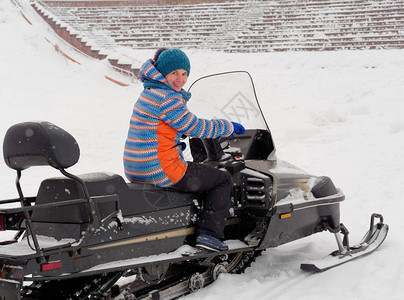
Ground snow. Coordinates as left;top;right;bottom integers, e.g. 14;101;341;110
1;1;404;299
0;234;76;256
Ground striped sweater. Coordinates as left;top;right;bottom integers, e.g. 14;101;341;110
123;59;233;187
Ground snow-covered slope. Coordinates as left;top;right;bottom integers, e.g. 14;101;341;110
1;1;404;299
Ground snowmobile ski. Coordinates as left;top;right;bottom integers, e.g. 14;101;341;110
301;214;388;273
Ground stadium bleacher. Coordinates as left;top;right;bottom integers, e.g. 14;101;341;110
31;0;404;75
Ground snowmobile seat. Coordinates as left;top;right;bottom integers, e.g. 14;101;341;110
30;172;126;240
32;173;127;224
32;173;200;223
30;173;201;239
3;121;80;171
126;182;202;213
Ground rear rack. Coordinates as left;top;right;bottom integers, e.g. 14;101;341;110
0;168;120;259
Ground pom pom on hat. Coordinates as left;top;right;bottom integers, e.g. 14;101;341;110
153;47;168;62
154;48;191;77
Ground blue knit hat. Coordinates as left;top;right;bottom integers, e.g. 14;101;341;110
154;48;191;77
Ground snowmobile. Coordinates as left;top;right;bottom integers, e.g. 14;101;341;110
0;71;388;300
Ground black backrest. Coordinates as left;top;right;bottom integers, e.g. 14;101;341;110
3;121;80;170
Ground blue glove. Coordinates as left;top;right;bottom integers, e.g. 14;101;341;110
230;122;245;138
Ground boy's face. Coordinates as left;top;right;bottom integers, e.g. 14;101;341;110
165;69;188;92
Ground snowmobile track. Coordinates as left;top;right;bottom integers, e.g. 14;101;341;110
20;249;262;300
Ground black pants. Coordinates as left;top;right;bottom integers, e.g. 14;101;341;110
173;162;232;239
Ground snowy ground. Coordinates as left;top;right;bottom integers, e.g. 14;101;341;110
1;1;404;299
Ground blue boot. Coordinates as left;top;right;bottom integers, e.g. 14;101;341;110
196;234;229;252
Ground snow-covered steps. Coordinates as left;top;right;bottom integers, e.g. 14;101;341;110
25;0;404;74
33;0;404;53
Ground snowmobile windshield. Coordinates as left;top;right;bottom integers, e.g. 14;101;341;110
187;71;269;131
